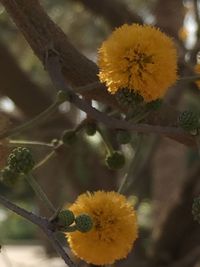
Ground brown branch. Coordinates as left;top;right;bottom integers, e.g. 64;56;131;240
0;0;118;108
0;52;194;146
0;0;197;147
0;194;46;227
0;43;194;146
0;194;76;267
74;0;143;28
46;52;195;147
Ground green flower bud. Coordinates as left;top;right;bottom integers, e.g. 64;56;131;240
58;210;75;227
7;147;35;174
117;130;132;144
192;197;200;224
178;111;199;132
85;122;97;136
105;151;125;170
115;88;143;107
62;130;77;145
0;166;18;187
146;99;162;110
56;90;71;104
75;214;93;233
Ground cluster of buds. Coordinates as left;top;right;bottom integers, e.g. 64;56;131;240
178;110;200;133
116;88;143;107
55;210;93;233
0;147;35;186
115;88;162;111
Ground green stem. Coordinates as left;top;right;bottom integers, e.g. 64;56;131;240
49;204;63;221
9;140;53;148
97;128;114;155
118;136;142;194
25;173;56;213
33;151;56;170
0;100;60;139
118;135;157;195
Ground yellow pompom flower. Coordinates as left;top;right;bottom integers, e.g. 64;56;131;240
67;191;138;265
98;24;178;102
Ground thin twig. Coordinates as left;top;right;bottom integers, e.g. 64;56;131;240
97;127;114;154
118;136;143;194
9;140;53;148
0;101;59;140
33;150;56;170
25;174;56;213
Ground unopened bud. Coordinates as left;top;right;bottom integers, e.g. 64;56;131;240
85;122;97;136
75;214;93;233
105;151;125;170
116;88;143;107
7;147;35;174
178;110;199;132
58;210;75;227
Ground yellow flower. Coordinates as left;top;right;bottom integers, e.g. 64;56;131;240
98;24;178;102
67;191;138;265
194;64;200;88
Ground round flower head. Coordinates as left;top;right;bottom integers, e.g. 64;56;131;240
98;24;178;102
67;191;138;265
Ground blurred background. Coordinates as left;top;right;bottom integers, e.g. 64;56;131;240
0;0;200;266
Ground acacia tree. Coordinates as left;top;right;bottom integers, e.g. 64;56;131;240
0;0;200;267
